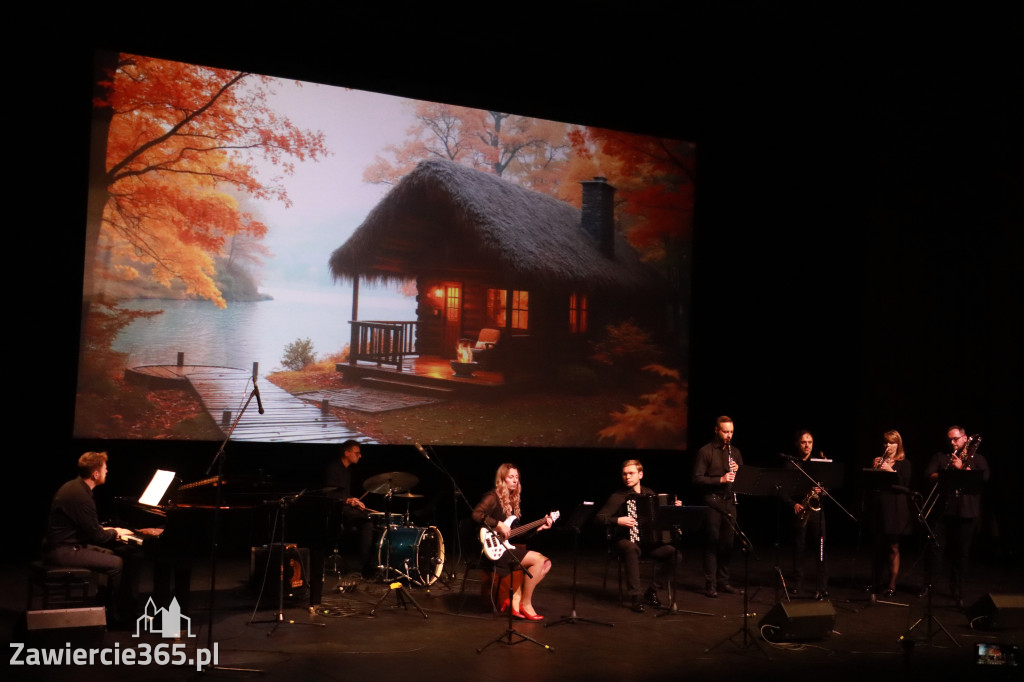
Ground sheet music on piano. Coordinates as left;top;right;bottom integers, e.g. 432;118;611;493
120;469;176;545
140;469;176;506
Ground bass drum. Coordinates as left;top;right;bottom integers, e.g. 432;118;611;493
376;526;445;586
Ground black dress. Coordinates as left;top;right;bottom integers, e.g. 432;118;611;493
872;458;914;537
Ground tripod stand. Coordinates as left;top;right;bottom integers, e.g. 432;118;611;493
703;507;771;661
477;540;552;652
547;502;613;628
901;494;958;646
368;487;428;618
250;492;325;634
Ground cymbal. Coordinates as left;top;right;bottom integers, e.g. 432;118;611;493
392;492;424;499
362;471;419;495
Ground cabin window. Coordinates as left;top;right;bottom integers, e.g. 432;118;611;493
511;290;529;330
485;289;507;328
487;288;529;329
569;292;588;333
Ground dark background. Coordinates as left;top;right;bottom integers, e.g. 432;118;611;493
12;6;1020;561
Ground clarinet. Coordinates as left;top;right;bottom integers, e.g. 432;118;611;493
727;442;738;504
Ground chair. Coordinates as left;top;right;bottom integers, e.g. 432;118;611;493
27;561;94;611
603;530;656;604
470;328;501;369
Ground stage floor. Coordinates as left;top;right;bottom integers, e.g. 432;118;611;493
4;542;1022;681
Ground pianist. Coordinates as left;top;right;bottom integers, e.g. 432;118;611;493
43;451;139;622
595;459;681;613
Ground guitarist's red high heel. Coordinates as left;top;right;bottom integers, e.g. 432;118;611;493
499;598;510;613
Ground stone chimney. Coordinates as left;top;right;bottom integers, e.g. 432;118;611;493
580;176;616;258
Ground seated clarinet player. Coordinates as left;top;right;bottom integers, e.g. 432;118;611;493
596;459;682;613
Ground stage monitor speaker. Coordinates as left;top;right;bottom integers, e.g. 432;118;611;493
967;593;1024;630
759;600;836;641
26;607;106;631
250;544;310;597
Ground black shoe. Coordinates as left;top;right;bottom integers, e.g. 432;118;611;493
917;586;930;598
705;586;718;599
630;598;645;613
644;587;662;609
719;584;744;595
814;591;829;601
787;587;800;596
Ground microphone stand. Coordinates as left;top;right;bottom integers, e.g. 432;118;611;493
414;444;476;586
703;501;771;661
476;541;551;653
200;380;262;673
249;489;325;634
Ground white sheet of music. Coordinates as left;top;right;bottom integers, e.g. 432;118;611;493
139;469;176;506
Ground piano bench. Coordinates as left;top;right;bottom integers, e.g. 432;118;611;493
27;561;95;611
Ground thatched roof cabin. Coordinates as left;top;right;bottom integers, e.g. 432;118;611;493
329;159;659;294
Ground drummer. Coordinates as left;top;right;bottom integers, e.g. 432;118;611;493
323;440;375;577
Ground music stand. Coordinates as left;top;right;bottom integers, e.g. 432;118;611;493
938;469;984;497
902;492;958;647
547;502;614;628
650;505;714;619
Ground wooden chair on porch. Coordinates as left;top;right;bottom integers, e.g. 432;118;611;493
470;328;501;369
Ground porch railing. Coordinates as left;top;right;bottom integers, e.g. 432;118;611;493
348;320;419;371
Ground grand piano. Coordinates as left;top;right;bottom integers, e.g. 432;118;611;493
112;471;273;611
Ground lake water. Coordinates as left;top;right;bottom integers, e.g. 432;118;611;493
111;286;416;373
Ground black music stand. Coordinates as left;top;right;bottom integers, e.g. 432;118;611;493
902;492;958;647
477;540;552;653
652;505;714;619
762;467;803;601
547;502;614;628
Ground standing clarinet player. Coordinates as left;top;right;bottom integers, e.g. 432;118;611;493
692;415;743;598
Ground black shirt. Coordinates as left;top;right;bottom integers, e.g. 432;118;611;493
44;477;117;549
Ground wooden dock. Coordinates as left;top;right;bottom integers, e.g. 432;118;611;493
126;364;372;444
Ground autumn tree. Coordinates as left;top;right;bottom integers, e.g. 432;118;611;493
564;127;694;267
363;101;571;193
85;52;327;308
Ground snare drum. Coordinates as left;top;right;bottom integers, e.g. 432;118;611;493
367;511;403;528
376;526;445;586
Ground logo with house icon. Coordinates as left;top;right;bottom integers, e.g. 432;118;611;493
133;597;195;638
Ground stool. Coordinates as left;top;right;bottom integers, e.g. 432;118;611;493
27;561;94;610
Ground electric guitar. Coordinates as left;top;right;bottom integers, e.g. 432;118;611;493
479;511;559;561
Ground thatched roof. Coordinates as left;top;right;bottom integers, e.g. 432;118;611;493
329;159;660;293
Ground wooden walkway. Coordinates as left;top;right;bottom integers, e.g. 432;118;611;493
126;364;372;444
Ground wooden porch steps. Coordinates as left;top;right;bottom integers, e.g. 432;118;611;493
360;376;456;398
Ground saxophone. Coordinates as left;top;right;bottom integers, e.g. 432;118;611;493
797;489;822;526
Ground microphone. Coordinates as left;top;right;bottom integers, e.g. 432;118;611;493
779;453;796;461
253;380;265;414
413;443;430;460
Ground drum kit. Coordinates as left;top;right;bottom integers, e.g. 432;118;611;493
361;471;445;587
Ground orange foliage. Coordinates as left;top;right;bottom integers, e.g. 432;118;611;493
363;101;571;192
94;53;327;307
564;127;694;265
598;364;687;449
